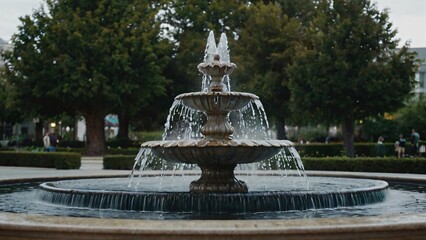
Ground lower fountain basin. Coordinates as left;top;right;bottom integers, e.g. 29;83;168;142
141;139;292;165
35;176;388;213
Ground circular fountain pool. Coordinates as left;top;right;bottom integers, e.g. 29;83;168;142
35;176;388;213
1;174;424;220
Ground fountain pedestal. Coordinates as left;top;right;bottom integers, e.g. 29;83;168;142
201;112;234;140
190;164;247;193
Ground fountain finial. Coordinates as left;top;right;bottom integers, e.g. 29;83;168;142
198;31;236;92
213;53;220;62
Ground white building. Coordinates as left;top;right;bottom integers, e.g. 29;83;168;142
0;38;12;68
411;48;426;95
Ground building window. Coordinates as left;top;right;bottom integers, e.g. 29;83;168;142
415;72;425;88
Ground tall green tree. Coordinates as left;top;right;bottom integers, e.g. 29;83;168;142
3;0;168;155
288;0;418;157
234;1;313;139
0;68;24;140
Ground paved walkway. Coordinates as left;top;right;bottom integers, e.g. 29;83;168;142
0;157;129;183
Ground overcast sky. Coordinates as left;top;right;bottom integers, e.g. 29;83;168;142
0;0;425;47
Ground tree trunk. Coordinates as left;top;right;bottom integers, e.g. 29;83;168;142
342;116;355;157
117;112;130;140
35;120;43;141
84;111;106;156
275;117;287;140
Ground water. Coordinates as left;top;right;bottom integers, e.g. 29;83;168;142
0;178;424;220
201;31;232;92
130;145;310;192
162;99;271;141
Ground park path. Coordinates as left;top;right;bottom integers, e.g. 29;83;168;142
0;157;129;182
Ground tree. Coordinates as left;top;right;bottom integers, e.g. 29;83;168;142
234;1;313;139
288;0;418;157
4;0;169;155
395;97;426;138
0;68;25;140
109;3;171;140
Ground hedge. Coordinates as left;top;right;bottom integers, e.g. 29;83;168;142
103;155;166;170
106;148;140;155
0;151;81;169
54;147;140;155
103;154;426;174
302;157;426;174
59;143;400;157
295;143;401;157
103;155;135;170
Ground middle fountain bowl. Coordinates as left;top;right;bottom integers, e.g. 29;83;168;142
142;139;292;166
142;139;292;193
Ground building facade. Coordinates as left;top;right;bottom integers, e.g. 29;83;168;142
411;48;426;95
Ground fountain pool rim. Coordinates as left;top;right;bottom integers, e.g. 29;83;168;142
35;175;389;212
0;171;425;239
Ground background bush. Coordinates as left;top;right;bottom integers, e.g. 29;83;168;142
103;155;134;170
103;154;426;174
0;151;81;169
302;156;426;174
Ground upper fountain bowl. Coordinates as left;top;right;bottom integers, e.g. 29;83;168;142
197;61;236;78
198;53;236;92
176;91;259;113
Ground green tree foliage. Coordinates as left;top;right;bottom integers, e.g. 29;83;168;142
3;0;169;155
288;0;418;157
0;68;24;139
234;1;313;139
395;97;426;138
128;0;248;134
161;0;247;94
361;118;400;142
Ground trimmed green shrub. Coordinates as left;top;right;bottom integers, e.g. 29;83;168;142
103;153;426;174
302;157;426;174
354;143;396;157
106;148;140;155
0;151;81;169
106;139;139;148
295;143;397;157
103;154;164;170
295;143;343;157
104;155;134;170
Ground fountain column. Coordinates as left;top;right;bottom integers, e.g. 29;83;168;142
187;53;249;193
190;164;247;193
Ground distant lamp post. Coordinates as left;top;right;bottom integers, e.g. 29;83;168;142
50;122;56;128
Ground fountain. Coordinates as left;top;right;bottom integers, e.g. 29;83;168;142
34;31;388;213
0;31;425;239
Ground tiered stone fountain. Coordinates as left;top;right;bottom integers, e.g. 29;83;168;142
35;31;388;214
143;52;290;193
